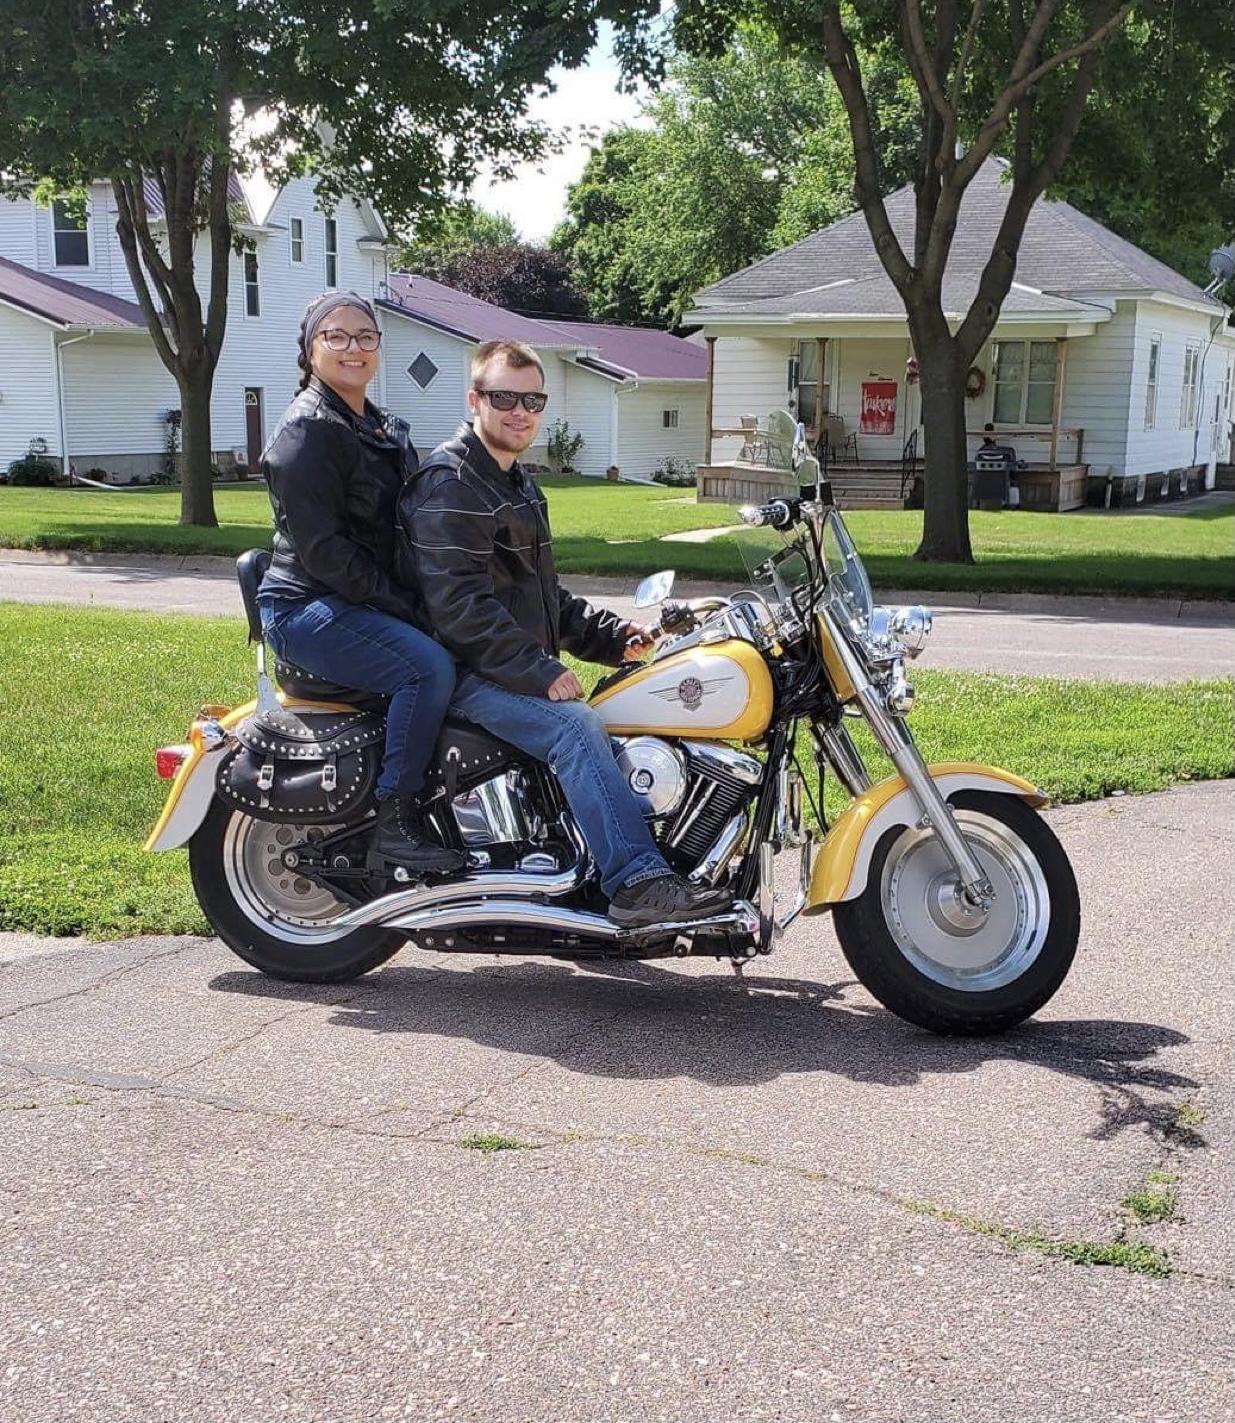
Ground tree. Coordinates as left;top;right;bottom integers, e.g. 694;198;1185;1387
436;244;590;317
0;0;658;527
673;0;1141;563
553;26;918;327
397;204;520;283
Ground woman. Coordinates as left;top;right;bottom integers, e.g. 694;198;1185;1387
257;291;463;874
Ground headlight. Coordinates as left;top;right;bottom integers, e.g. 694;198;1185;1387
889;605;932;659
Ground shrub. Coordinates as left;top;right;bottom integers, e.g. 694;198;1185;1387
6;453;59;486
651;456;697;488
546;419;584;474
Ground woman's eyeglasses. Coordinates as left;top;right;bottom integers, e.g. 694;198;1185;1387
476;388;549;413
317;328;382;352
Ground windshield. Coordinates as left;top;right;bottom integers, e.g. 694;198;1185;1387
820;509;874;625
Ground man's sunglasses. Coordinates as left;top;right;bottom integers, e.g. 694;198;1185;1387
476;388;548;413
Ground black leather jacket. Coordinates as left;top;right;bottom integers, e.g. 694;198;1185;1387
396;425;627;695
257;376;420;620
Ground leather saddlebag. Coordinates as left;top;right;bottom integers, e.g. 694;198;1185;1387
216;704;385;824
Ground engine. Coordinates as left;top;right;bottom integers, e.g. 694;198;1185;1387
613;737;761;876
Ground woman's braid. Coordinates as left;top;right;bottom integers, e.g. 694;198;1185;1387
295;306;314;392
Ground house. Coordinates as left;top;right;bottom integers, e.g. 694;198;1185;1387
0;174;706;484
690;157;1235;509
0;175;396;479
378;275;707;478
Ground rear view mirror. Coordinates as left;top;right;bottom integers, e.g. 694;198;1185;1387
634;570;676;607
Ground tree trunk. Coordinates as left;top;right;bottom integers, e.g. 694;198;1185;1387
914;335;973;563
178;368;218;529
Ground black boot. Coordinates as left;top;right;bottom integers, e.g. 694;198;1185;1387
370;796;466;875
608;872;733;929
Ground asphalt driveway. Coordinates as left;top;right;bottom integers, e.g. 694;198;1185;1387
2;781;1233;1421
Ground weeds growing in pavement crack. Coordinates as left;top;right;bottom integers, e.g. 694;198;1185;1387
459;1133;540;1154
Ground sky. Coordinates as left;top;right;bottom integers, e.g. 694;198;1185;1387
469;24;651;242
243;25;651;242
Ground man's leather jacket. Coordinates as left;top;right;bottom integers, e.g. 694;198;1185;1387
258;375;420;620
396;425;627;695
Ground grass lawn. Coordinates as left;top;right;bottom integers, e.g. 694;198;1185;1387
1;601;1231;938
1;480;1231;599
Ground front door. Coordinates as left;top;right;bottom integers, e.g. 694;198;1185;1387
244;388;264;471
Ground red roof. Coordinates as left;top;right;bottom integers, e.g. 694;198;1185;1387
535;319;708;381
383;274;706;382
0;257;146;330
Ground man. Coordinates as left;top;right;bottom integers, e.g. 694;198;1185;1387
397;339;732;929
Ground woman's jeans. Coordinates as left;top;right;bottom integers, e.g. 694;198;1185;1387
450;670;669;898
259;594;455;801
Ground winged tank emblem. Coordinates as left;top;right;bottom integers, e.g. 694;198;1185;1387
650;674;734;713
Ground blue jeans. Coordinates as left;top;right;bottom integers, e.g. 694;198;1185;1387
259;594;455;800
450;671;669;898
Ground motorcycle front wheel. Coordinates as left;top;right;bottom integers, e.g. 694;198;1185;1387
188;800;404;982
832;791;1080;1036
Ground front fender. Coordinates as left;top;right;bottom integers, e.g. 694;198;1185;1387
803;762;1047;915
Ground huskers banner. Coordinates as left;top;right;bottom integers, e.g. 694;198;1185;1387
859;381;898;435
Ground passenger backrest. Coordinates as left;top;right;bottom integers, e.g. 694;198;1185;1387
235;549;272;643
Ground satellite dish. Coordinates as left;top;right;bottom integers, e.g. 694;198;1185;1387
1209;244;1235;284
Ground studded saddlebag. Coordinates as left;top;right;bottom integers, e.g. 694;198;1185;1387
216;704;386;824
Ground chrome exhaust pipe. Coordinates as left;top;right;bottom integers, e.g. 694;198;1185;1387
391;899;761;945
329;862;585;932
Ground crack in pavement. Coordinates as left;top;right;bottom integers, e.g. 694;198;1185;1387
0;941;201;1023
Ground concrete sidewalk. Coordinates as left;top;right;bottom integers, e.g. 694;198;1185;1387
2;546;1232;681
1;782;1232;1421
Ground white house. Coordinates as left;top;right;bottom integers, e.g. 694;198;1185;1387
0;174;706;483
690;157;1235;509
378;275;707;478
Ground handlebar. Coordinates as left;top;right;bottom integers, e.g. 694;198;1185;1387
738;499;798;530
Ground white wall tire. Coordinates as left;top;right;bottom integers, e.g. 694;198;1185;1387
188;801;403;982
832;792;1080;1035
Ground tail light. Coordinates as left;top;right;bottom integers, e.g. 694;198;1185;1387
156;745;192;780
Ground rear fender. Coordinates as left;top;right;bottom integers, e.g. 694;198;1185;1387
143;696;361;852
803;763;1047;915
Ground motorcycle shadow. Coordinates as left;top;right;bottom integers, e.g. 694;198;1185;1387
211;955;1198;1144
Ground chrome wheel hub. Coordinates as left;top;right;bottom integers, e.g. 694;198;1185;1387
222;817;351;944
881;809;1049;992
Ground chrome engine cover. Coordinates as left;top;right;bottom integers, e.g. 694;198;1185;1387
612;736;689;818
451;770;534;846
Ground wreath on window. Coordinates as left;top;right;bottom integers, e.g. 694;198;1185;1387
965;366;987;399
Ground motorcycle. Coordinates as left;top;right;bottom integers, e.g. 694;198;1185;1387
145;410;1079;1035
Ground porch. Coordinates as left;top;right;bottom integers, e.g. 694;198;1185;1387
699;330;1092;512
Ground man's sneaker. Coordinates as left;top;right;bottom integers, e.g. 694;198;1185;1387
608;872;733;929
371;796;466;875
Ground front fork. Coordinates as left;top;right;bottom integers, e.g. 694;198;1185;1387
815;609;996;909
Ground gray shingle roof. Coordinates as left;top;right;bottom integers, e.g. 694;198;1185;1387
693;157;1217;317
0;257;145;329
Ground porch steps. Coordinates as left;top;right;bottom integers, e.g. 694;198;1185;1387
825;462;911;510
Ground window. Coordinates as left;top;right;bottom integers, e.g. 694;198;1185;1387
1145;334;1162;429
1180;343;1201;428
51;199;90;267
243;251;260;317
290;217;304;264
788;339;826;428
662;409;679;429
407;353;439;389
324;218;338;287
992;339;1058;425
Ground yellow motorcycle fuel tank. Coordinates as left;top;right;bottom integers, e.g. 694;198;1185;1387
590;639;773;741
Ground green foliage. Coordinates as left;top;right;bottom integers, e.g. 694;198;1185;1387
552;25;919;325
6;454;59;487
546;420;586;474
397;203;519;279
458;1134;539;1153
651;456;698;487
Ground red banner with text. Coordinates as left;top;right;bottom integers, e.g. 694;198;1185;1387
859;381;898;435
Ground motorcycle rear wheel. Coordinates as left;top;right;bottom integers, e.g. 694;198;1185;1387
188;800;404;982
832;792;1079;1036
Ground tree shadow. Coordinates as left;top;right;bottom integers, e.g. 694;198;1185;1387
210;954;1200;1146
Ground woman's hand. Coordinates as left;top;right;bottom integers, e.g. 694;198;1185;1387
621;623;657;662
